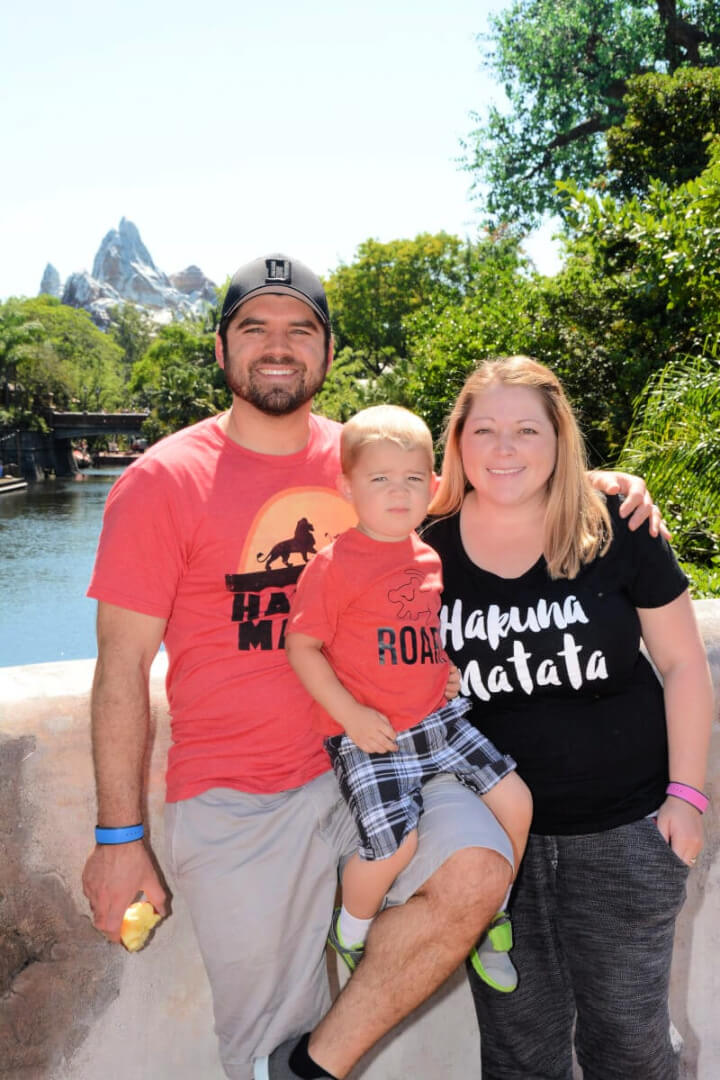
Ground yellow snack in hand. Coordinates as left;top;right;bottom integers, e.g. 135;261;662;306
121;901;161;952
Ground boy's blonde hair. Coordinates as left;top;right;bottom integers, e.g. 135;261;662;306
341;405;434;474
428;356;612;579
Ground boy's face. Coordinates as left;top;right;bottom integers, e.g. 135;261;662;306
338;439;435;542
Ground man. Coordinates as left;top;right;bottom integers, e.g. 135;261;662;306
82;254;657;1080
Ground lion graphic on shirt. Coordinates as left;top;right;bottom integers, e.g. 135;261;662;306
257;518;317;569
387;569;434;622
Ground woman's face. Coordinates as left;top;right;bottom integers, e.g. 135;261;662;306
459;383;558;509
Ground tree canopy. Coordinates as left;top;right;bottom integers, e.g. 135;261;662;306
463;0;720;224
0;296;124;429
324;233;484;376
617;352;720;587
129;320;228;440
605;65;720;196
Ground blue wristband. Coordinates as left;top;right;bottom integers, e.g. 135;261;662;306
95;824;144;844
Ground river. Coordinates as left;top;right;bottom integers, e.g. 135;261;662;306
0;468;122;668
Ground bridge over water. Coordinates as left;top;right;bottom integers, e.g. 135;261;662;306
1;410;149;480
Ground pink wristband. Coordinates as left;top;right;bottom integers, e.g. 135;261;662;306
666;782;709;814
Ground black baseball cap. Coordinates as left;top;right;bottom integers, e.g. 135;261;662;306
220;254;330;329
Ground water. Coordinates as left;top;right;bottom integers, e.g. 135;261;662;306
0;468;122;668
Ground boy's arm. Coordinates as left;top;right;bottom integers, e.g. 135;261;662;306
444;662;461;699
286;632;398;753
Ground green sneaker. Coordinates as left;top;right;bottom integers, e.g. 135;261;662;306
327;907;364;973
470;911;518;993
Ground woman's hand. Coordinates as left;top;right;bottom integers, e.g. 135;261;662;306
655;796;704;867
587;470;669;538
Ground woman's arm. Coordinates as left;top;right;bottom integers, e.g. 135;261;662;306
638;592;713;864
285;631;398;753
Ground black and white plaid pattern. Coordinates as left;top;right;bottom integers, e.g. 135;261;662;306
325;697;517;861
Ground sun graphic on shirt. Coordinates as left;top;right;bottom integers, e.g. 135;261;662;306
236;487;357;574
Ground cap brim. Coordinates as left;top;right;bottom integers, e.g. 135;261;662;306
221;284;329;327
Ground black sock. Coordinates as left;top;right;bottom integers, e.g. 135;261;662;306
288;1032;337;1079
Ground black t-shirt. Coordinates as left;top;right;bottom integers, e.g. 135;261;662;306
421;496;688;835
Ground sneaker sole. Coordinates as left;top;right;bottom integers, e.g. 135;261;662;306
253;1057;270;1080
469;948;518;993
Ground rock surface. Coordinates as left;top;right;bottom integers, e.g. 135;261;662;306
39;263;61;298
169;264;218;302
49;218;216;328
1;602;718;1078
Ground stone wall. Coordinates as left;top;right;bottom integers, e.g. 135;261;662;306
1;599;718;1080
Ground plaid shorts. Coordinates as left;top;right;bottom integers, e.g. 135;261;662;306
324;697;517;861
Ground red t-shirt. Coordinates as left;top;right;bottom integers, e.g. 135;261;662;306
286;528;449;736
87;413;357;801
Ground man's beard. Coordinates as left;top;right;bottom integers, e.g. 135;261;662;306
223;357;329;416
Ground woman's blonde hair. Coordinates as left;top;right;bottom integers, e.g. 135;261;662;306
341;404;434;474
428;356;611;579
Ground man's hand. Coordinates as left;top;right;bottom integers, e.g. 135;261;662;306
82;841;168;944
588;470;669;538
343;704;398;754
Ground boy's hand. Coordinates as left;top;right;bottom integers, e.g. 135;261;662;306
343;704;398;754
444;662;461;700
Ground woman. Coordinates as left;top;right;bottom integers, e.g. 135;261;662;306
422;356;713;1080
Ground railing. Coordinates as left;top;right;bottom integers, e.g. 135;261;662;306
48;411;149;438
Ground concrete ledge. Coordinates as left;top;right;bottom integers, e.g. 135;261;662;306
1;602;718;1079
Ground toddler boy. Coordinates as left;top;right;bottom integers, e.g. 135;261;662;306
286;405;531;992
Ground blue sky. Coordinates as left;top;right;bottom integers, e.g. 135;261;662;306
1;0;560;301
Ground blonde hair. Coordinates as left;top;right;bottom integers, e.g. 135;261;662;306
341;405;434;474
428;356;611;579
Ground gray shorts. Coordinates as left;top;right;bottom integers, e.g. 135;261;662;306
165;769;513;1080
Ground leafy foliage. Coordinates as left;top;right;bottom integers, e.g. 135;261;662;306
463;0;720;224
313;347;371;423
129;320;229;439
605;67;720;196
108;303;155;371
315;230;532;442
391;236;536;442
324;234;488;376
616;352;720;582
0;296;124;428
536;139;720;458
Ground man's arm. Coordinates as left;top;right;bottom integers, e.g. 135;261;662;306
82;601;168;943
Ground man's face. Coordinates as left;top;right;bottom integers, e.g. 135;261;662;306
216;294;331;415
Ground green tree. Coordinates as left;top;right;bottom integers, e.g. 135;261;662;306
130;320;229;439
463;0;720;224
108;303;155;371
313;347;371;424
616;352;720;594
0;302;44;422
379;232;536;442
523;137;720;460
605;66;720;196
324;233;485;376
0;296;124;426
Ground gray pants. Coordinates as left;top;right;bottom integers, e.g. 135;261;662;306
165;769;513;1080
469;816;689;1080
